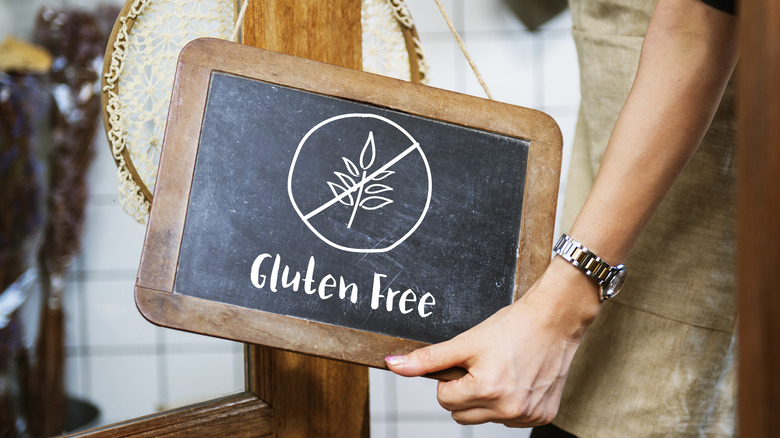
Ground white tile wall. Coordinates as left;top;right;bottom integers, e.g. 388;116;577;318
4;0;579;435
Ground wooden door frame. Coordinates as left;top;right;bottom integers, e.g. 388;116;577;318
738;0;780;435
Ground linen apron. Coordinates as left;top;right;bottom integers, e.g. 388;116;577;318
555;0;738;436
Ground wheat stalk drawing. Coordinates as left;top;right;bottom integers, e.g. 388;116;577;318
328;131;395;228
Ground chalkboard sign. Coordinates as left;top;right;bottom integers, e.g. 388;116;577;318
135;38;562;369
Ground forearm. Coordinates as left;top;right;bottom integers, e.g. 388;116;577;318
527;0;738;327
569;0;738;264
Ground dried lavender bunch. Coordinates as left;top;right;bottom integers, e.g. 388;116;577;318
0;69;49;438
24;6;117;436
0;73;46;294
34;6;106;279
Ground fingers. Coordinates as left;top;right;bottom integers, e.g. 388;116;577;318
440;370;564;427
442;378;560;428
385;339;469;377
436;372;482;409
448;406;556;428
437;369;519;413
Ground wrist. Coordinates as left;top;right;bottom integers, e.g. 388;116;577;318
521;257;602;339
548;256;603;321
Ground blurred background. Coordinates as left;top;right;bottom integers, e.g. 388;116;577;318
0;0;579;436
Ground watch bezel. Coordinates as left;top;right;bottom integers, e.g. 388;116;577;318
600;264;627;301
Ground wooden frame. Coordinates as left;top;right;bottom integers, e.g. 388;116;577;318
134;37;562;373
100;0;154;202
738;0;780;435
64;393;273;437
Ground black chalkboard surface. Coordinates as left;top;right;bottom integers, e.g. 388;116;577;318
176;71;527;344
135;38;561;369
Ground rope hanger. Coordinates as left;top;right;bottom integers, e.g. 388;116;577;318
229;0;494;100
432;0;494;100
230;0;251;42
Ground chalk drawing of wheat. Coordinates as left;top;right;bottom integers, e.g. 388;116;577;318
327;131;395;228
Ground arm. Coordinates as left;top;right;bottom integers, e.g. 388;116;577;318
385;0;738;427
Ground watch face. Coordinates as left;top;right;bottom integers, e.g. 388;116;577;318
602;265;627;301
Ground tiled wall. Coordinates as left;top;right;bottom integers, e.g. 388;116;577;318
4;0;579;435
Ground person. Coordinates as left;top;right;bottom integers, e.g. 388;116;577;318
384;0;739;435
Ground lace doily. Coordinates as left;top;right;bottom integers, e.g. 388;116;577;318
102;0;429;223
362;0;429;84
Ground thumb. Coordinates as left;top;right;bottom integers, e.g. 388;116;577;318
385;340;468;378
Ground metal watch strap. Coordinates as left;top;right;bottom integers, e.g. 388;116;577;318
553;234;627;301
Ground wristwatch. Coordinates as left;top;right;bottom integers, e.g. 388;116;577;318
553;234;627;302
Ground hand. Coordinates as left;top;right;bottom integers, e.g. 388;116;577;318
385;258;601;427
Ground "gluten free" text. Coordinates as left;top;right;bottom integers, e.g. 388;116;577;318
250;253;435;318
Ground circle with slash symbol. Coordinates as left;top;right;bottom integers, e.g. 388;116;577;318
288;113;432;253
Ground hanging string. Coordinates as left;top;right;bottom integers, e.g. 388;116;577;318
432;0;493;100
230;0;252;42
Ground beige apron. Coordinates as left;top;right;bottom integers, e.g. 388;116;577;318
556;0;737;436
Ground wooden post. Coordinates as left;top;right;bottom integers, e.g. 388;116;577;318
242;2;370;437
738;0;780;435
242;0;361;68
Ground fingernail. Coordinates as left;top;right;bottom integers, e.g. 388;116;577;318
384;355;408;366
